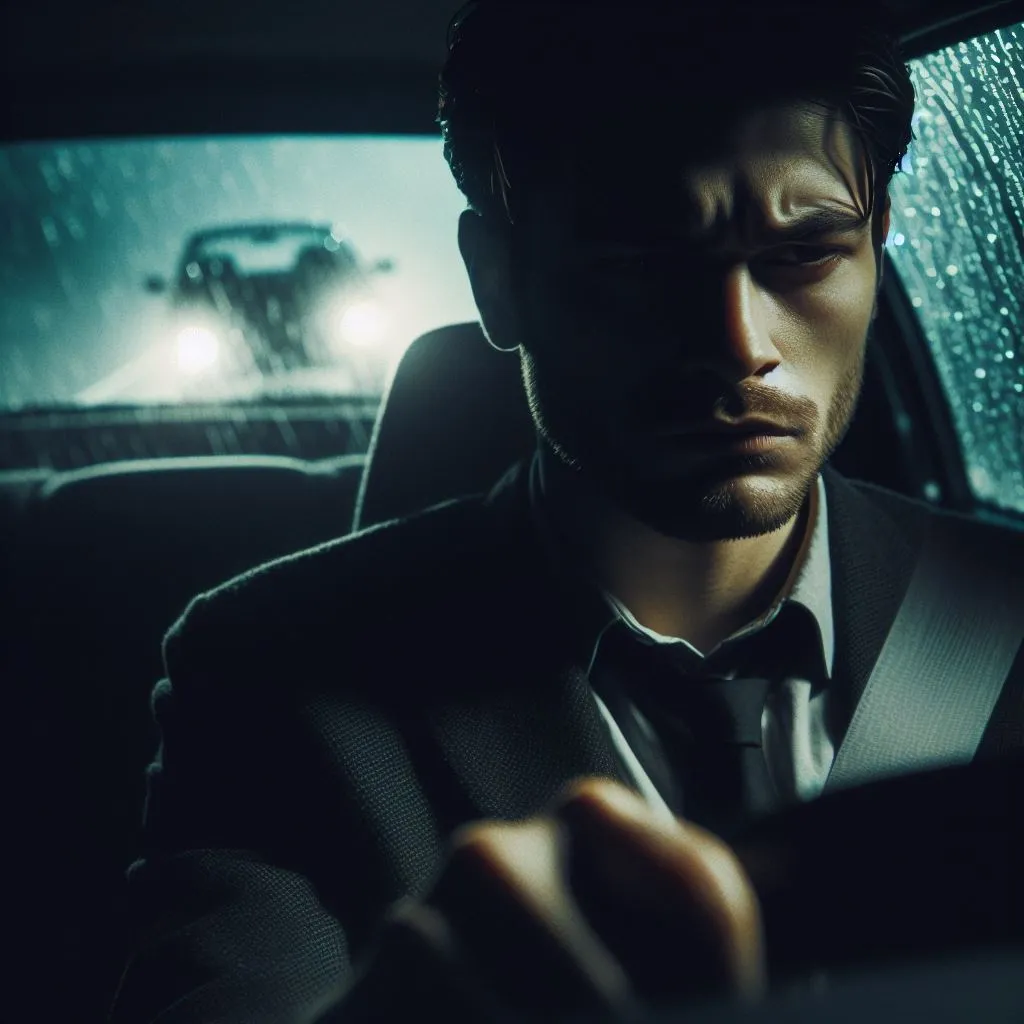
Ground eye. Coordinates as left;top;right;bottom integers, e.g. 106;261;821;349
760;246;845;269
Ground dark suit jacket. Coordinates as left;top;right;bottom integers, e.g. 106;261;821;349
109;462;1024;1024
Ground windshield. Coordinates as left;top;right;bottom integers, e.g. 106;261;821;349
0;136;476;409
1;22;1022;513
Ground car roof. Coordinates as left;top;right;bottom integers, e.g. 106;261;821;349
2;0;1020;140
187;223;334;248
4;0;1017;70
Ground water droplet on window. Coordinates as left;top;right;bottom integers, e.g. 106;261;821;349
911;296;924;308
970;466;992;494
1000;307;1010;315
41;217;60;247
930;206;941;216
903;207;917;217
945;265;958;275
923;481;942;502
975;368;987;379
893;233;905;246
986;233;997;243
953;311;964;321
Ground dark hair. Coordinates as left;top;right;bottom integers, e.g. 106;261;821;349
438;0;915;242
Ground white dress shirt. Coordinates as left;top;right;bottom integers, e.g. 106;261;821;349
528;456;837;825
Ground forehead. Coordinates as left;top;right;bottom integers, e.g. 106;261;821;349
529;103;869;244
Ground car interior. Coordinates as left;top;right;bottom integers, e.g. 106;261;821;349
0;1;1022;1021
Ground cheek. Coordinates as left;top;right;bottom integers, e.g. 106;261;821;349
771;267;875;397
521;270;647;383
529;273;685;405
518;297;645;454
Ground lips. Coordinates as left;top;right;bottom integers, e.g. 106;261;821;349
659;419;797;439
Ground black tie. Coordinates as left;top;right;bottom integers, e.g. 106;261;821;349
590;623;780;837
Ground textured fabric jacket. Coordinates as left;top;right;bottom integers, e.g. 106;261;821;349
109;462;1024;1023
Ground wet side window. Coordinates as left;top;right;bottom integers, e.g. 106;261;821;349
886;21;1024;515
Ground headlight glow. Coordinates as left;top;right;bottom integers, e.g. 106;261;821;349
338;300;386;348
176;325;221;373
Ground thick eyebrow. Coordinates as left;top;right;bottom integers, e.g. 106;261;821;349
760;207;871;243
580;206;872;252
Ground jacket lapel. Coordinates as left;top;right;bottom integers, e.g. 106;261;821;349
421;460;633;824
425;663;632;823
822;466;922;741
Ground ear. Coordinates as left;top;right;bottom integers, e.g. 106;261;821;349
458;209;521;353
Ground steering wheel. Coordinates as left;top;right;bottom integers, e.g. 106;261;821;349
642;754;1024;1022
736;754;1022;977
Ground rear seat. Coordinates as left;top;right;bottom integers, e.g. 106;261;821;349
0;453;366;1024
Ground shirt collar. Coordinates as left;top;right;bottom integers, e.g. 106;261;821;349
789;473;835;676
528;452;835;682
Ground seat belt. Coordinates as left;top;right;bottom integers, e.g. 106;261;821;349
825;515;1024;793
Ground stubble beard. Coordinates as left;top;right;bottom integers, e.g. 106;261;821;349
526;348;866;543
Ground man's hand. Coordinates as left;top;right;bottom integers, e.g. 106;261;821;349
337;778;765;1021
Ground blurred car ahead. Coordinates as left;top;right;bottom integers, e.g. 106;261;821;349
145;221;396;392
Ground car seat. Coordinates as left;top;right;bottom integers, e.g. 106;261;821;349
1;453;366;1024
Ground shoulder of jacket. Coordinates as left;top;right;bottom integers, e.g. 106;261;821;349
847;476;1023;568
161;492;493;680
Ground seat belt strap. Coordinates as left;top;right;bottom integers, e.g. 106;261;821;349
825;516;1024;793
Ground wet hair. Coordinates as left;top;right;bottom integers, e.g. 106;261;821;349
438;0;915;248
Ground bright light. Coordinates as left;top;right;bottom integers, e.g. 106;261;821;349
176;325;221;373
339;300;386;347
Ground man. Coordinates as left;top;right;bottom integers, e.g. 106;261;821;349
111;1;1024;1021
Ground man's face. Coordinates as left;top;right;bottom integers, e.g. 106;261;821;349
465;102;889;542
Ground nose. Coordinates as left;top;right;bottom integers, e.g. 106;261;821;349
689;264;781;383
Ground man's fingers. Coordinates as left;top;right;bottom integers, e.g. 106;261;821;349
427;819;633;1016
359;779;766;1021
552;778;767;1003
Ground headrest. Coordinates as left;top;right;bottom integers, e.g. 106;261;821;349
353;322;535;531
31;454;366;596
